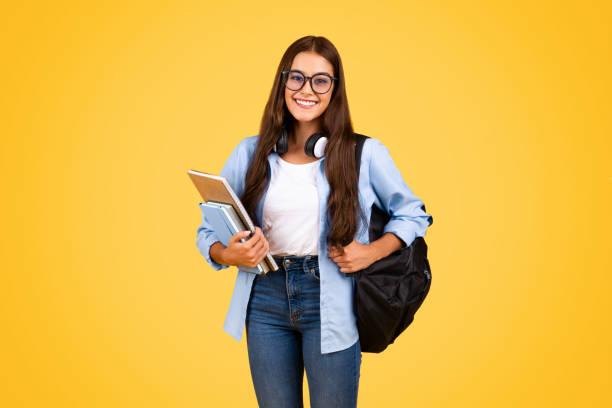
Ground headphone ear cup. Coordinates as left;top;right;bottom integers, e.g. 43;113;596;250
304;133;328;158
275;126;289;155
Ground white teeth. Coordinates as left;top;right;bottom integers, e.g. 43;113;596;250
295;99;316;106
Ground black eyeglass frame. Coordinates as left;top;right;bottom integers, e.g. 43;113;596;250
281;70;338;94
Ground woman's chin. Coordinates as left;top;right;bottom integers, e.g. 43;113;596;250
290;111;321;123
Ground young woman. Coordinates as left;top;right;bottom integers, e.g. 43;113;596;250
196;35;433;408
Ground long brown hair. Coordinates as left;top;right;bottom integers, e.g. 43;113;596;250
241;36;359;251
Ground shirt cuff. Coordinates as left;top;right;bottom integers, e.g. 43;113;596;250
196;229;229;271
382;217;429;249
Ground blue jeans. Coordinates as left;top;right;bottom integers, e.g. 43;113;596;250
245;255;362;408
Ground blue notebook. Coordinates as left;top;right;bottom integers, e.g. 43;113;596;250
199;201;269;274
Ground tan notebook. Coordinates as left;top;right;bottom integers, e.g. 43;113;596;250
188;169;279;273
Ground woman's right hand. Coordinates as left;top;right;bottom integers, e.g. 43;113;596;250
221;227;270;268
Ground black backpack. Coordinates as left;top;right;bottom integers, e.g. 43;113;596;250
353;133;432;353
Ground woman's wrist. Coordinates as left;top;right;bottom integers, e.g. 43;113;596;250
210;241;231;266
368;233;403;263
368;241;385;264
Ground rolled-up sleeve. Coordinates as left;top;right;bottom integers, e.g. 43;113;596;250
368;139;433;247
195;137;253;270
196;202;229;270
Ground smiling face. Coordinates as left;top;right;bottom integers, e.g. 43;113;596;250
284;51;335;124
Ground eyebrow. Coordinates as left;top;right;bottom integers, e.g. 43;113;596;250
289;69;334;76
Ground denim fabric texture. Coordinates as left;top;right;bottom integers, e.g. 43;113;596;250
196;135;433;354
246;255;361;408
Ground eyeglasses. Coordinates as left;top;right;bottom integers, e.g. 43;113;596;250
281;70;337;94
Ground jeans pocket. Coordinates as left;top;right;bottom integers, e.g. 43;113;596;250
301;256;320;282
306;266;320;281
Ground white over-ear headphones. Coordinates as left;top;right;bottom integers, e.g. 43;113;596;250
274;125;328;158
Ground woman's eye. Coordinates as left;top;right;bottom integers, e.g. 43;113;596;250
290;75;303;81
315;78;329;85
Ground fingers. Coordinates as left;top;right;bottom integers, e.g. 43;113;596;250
328;245;356;273
256;236;270;263
329;247;347;263
255;228;270;260
232;227;260;250
245;227;265;249
243;227;270;267
229;230;251;245
336;261;358;273
250;234;265;255
328;246;343;259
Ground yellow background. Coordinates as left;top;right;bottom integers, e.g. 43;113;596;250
2;1;610;406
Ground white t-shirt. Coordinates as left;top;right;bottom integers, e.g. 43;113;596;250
262;156;322;256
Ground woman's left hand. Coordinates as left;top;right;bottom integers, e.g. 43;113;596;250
328;241;377;273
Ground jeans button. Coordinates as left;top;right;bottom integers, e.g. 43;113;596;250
284;259;291;268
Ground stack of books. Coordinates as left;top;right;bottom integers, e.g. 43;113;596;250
188;170;278;274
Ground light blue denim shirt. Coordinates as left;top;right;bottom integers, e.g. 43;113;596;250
196;135;433;354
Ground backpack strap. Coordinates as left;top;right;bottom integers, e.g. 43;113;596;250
354;133;370;177
353;133;393;243
353;133;373;241
354;133;433;233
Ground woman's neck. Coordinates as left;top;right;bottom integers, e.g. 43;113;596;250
279;120;322;164
291;120;322;149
